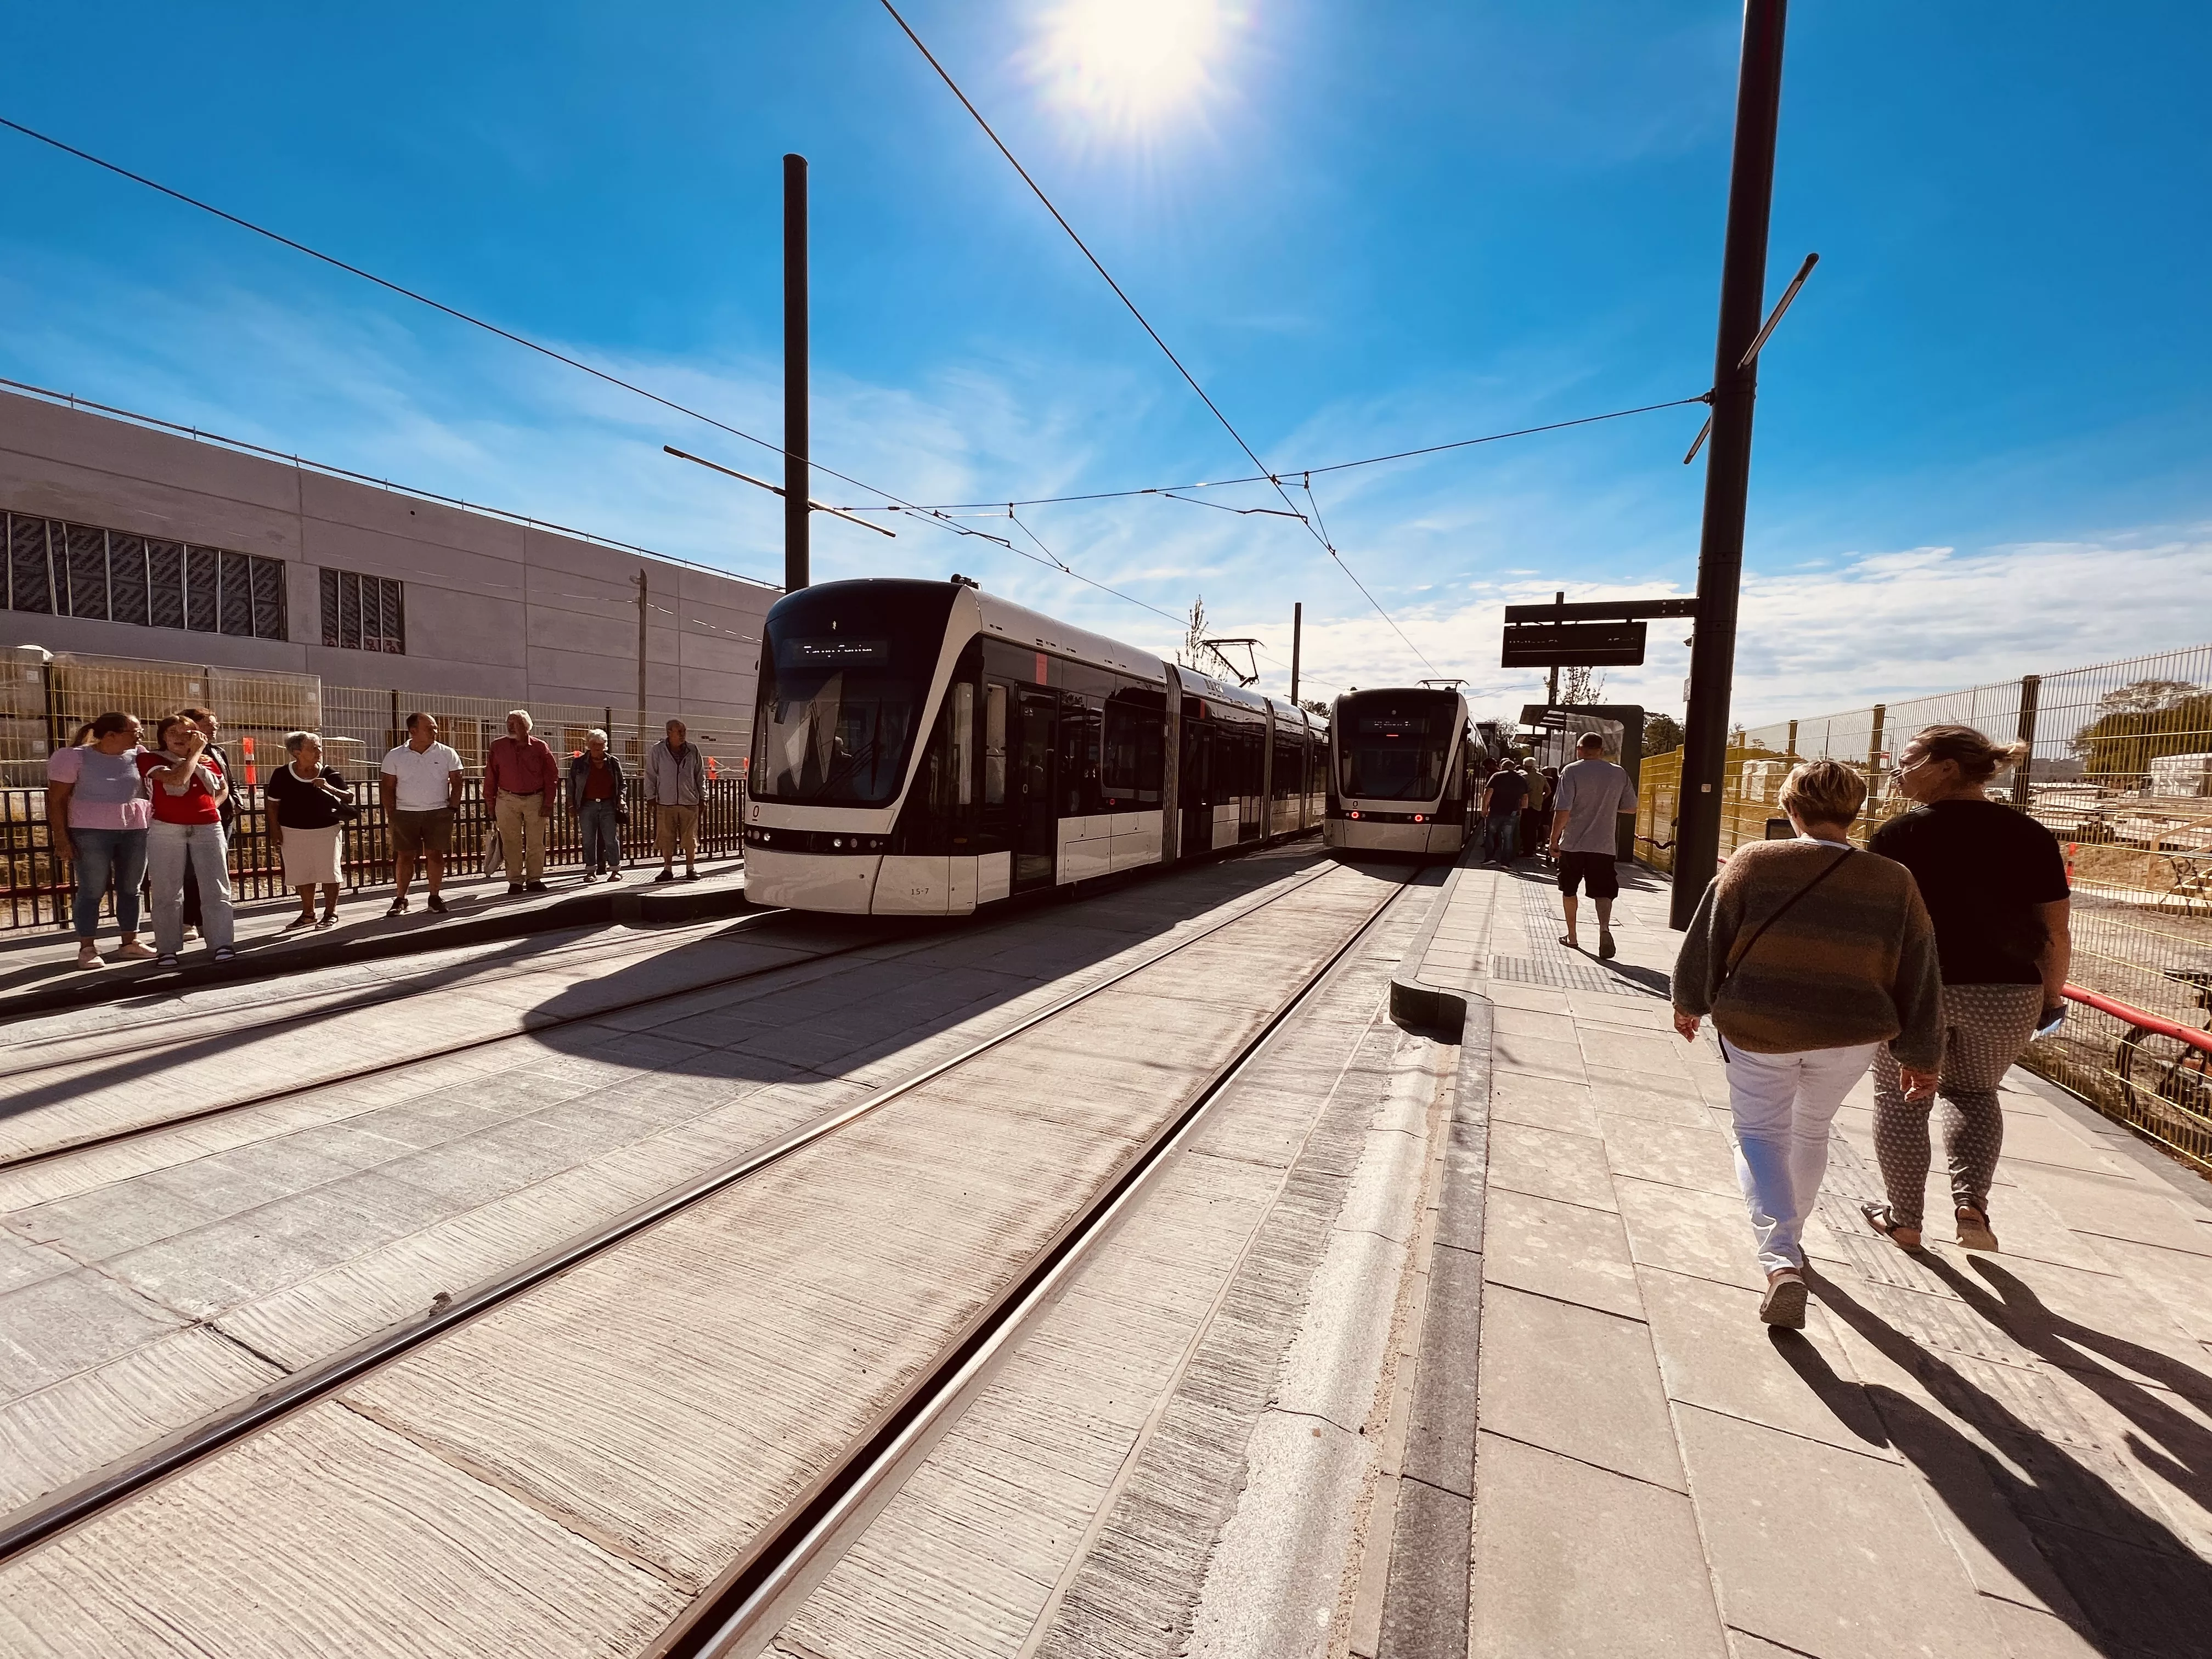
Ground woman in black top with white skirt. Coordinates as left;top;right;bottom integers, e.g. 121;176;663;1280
1863;724;2072;1254
266;731;356;929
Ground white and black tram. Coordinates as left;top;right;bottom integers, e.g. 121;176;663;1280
1323;686;1483;858
743;578;1328;915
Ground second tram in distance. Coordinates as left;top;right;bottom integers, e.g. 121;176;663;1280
743;578;1327;914
1324;686;1487;858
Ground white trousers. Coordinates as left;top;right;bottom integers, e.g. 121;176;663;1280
1723;1039;1880;1274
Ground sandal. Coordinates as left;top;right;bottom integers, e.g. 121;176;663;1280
1860;1201;1923;1252
1759;1271;1808;1329
1955;1206;2000;1252
282;913;317;933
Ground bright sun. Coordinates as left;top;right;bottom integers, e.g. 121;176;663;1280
1030;0;1235;130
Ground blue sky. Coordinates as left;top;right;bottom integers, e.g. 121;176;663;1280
2;1;2207;724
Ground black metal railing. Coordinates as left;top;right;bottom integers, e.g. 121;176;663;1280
1;776;747;930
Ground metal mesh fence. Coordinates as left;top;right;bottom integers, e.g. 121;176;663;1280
1637;640;2212;1170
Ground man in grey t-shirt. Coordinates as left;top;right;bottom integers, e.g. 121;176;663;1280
1548;732;1639;959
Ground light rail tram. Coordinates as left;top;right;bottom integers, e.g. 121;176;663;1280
743;578;1327;914
1324;686;1485;859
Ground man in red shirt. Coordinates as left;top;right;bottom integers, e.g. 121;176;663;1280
485;709;558;894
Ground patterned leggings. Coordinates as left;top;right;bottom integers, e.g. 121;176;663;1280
1871;983;2044;1227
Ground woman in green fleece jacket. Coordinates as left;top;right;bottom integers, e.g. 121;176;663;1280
1671;759;1944;1329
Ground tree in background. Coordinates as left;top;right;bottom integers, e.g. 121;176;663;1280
1177;596;1209;669
1560;665;1607;705
1644;713;1684;755
2069;678;2212;786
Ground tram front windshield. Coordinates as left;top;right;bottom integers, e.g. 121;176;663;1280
751;583;957;808
1338;692;1459;801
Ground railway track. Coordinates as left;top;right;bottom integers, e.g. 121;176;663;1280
0;857;1410;1656
0;904;900;1175
0;839;1336;1176
0;904;787;1069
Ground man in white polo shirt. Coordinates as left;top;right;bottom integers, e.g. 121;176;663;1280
380;712;466;916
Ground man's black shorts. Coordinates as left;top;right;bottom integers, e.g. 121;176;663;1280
1556;850;1621;899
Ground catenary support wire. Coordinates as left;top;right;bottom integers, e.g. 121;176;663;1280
875;1;1438;675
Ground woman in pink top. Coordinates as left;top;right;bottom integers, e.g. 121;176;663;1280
137;713;236;966
46;712;154;970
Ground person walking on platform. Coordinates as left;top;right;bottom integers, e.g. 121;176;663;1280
1519;755;1550;866
486;709;558;895
1671;760;1943;1328
1481;759;1528;864
568;729;628;882
645;719;706;882
47;712;154;969
380;713;466;915
139;712;236;967
267;731;355;929
1548;732;1639;958
1861;725;2072;1254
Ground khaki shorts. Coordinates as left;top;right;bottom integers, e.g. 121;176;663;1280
656;803;700;859
392;808;454;856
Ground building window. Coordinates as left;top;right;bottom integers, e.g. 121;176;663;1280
320;567;405;654
2;511;286;640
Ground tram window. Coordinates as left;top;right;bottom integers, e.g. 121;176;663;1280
984;684;1007;805
1272;732;1302;801
1060;694;1102;814
950;682;975;808
1102;697;1164;806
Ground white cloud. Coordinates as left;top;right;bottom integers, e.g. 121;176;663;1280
5;252;2207;742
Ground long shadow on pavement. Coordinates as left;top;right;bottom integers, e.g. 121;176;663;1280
1797;1273;2212;1655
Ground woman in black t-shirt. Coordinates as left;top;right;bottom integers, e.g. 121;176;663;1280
267;732;357;929
1861;724;2072;1255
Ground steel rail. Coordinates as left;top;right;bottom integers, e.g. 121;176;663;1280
0;905;776;1073
0;907;885;1175
658;867;1417;1658
0;856;1356;1563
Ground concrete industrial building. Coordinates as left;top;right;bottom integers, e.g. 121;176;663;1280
0;383;780;754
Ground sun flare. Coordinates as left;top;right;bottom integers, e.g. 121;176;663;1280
1029;0;1236;131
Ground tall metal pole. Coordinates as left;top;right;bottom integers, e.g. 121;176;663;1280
2012;674;2041;808
1289;602;1302;707
783;153;810;594
1669;0;1790;930
1545;591;1563;708
634;570;648;760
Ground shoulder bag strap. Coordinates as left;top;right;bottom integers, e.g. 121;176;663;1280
1714;849;1854;995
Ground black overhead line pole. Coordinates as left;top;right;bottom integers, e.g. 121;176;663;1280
784;153;810;594
1671;0;1789;930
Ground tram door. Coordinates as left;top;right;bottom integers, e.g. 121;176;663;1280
1013;690;1059;891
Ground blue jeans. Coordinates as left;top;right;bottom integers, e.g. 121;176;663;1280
70;827;148;941
579;799;622;874
148;820;234;955
1483;812;1520;861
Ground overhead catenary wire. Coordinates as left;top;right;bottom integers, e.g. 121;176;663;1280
871;394;1712;512
0;111;1305;650
0;114;945;531
875;1;1437;676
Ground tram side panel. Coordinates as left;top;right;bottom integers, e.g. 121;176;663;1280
749;584;1314;917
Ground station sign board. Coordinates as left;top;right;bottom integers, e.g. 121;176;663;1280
1500;620;1646;667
